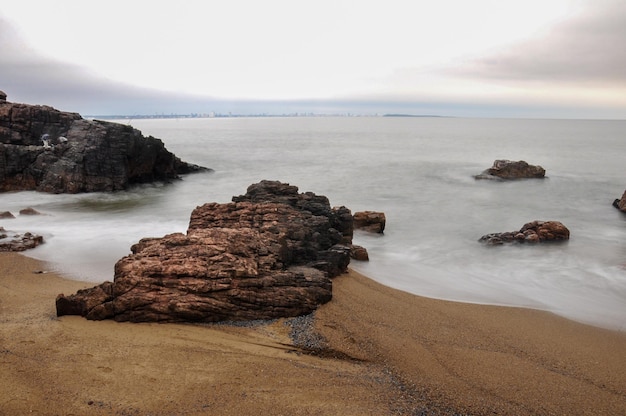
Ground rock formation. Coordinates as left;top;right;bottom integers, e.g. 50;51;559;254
479;220;570;245
0;227;44;251
613;190;626;212
56;181;366;323
353;211;386;233
475;160;546;180
0;94;208;193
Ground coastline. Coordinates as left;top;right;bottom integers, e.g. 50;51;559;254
1;252;625;415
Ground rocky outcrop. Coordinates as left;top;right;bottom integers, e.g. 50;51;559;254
56;181;364;323
613;190;626;212
0;227;44;251
479;220;570;245
0;96;208;193
475;160;546;180
353;211;386;233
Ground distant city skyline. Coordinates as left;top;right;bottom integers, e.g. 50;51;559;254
1;0;625;119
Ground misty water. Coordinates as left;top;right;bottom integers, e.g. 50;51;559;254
2;116;626;330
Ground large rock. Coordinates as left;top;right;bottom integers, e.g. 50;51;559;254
56;181;358;323
479;220;570;245
0;97;208;193
475;159;546;180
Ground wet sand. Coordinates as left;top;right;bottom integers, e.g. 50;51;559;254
1;252;625;415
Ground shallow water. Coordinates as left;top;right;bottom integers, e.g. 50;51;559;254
3;116;625;330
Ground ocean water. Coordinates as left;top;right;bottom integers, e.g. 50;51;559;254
2;116;625;330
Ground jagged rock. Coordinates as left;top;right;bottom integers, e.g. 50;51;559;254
0;230;44;251
0;96;209;193
353;211;386;233
56;181;361;323
0;211;15;219
613;190;626;212
475;159;546;180
479;220;570;245
0;91;6;101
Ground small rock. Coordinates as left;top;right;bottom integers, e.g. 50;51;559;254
0;211;15;219
479;220;569;245
19;207;41;216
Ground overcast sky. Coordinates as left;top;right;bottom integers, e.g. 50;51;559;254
1;0;625;118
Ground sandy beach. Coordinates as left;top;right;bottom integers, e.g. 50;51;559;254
1;252;625;415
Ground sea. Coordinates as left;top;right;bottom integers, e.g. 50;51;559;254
2;116;625;331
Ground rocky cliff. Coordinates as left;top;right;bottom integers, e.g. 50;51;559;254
0;92;208;193
56;181;364;323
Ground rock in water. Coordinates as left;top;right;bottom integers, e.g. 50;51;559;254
0;97;208;193
56;181;358;323
353;211;386;233
479;220;570;245
475;159;546;180
613;189;626;212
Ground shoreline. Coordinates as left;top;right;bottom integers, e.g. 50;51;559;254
1;252;625;415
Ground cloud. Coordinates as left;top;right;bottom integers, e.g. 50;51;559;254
452;1;626;86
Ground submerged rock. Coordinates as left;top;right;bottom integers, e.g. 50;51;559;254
56;181;364;323
0;96;209;193
475;159;546;180
479;220;570;245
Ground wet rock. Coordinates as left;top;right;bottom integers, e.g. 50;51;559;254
19;207;41;216
0;211;15;219
475;160;546;180
613;190;626;212
479;220;570;245
353;211;386;233
0;230;44;251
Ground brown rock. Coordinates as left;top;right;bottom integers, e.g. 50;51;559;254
56;181;360;323
350;245;369;261
0;211;15;219
475;160;546;180
353;211;386;233
0;231;44;251
479;220;570;245
19;207;41;216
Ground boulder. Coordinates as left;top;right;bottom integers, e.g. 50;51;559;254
0;97;209;193
479;220;570;245
475;160;546;180
56;181;361;323
613;190;626;212
353;211;386;233
0;211;15;219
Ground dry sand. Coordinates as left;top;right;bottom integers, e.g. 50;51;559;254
1;252;625;415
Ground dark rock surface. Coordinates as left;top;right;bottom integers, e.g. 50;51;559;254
475;160;546;180
0;96;208;193
56;181;363;323
479;220;570;245
613;190;626;212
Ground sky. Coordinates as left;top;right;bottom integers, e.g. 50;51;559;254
1;0;626;118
